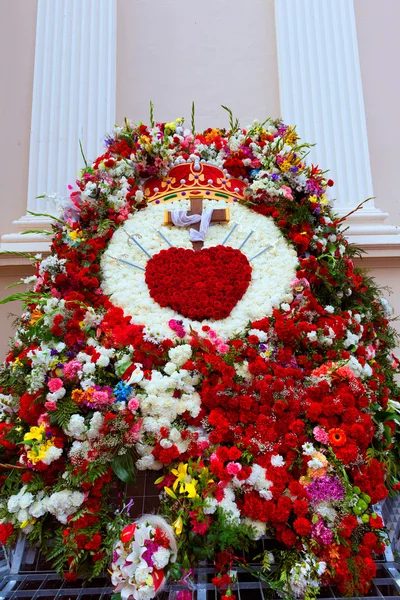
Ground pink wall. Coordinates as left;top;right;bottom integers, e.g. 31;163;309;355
116;0;280;129
355;0;400;227
0;0;37;239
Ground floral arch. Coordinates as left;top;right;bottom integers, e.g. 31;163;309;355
0;113;399;599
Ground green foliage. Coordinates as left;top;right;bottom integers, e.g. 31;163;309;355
221;105;240;135
50;397;82;429
27;209;64;225
111;450;136;484
149;100;155;128
21;229;53;236
0;292;44;306
191;101;196;137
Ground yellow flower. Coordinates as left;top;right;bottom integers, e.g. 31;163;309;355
20;517;36;529
309;194;328;205
26;439;54;465
173;515;183;535
68;230;84;242
164;487;178;500
184;480;198;499
11;358;23;370
24;423;46;442
285;127;299;146
279;159;292;173
171;462;188;492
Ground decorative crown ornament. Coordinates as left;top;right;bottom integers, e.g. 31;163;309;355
143;162;247;204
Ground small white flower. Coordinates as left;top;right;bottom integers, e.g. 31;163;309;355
271;454;285;467
164;362;177;375
308;457;324;470
152;547;170;570
302;442;316;456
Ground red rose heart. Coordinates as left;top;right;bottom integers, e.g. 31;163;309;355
145;245;252;321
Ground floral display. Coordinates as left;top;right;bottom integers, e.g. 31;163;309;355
0;109;399;599
111;515;177;600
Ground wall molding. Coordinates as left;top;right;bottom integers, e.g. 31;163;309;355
1;0;117;253
274;0;400;248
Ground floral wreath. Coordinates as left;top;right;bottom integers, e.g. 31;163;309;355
0;107;399;599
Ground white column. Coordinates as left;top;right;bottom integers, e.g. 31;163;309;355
275;0;400;244
1;0;116;252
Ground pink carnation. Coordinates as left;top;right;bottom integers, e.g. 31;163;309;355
90;390;113;408
128;397;139;412
281;185;293;200
226;462;242;475
48;378;63;392
313;426;329;444
44;401;57;412
217;343;230;354
63;360;82;379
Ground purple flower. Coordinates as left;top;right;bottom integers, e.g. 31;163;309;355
143;540;159;567
306;475;345;505
311;515;333;545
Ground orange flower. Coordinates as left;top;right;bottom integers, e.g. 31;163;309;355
29;309;43;325
328;428;347;447
71;389;84;404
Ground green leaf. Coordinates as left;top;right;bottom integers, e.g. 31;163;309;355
21;229;53;236
191;100;196;137
79;139;88;167
149;100;155;128
27;210;65;225
50;397;81;429
6;280;26;289
168;562;183;580
0;250;41;260
384;425;393;444
116;360;132;377
0;292;43;305
374;410;397;422
111;451;136;484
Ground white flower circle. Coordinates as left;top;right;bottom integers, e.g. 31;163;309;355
100;200;298;340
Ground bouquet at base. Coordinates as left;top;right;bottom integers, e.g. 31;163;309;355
111;515;178;600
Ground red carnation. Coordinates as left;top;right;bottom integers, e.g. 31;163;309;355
293;517;311;536
84;534;102;551
0;523;14;545
18;392;44;425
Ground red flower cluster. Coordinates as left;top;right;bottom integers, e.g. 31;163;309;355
145;246;252;321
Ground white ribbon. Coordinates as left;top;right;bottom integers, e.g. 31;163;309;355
171;208;214;242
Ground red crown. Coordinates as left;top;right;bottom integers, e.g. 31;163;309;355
143;162;246;204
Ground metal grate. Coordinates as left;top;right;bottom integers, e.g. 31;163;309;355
1;479;400;599
1;563;400;600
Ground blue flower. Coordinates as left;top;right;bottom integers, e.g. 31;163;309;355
114;381;132;402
